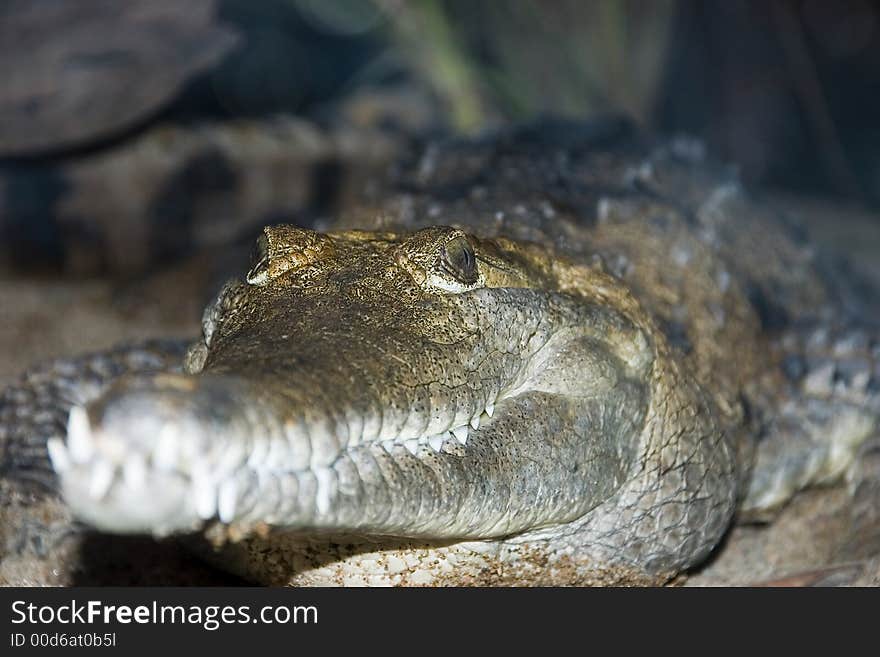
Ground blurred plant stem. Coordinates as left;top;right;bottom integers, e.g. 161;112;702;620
380;0;677;131
379;0;487;131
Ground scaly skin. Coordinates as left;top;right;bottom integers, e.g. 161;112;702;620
3;119;878;585
49;224;738;585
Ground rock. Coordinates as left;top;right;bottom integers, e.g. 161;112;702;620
0;0;239;157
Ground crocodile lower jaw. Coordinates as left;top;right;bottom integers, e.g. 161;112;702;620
49;397;504;536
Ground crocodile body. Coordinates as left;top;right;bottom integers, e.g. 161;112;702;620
2;118;878;585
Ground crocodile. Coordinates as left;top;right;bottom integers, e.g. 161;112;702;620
2;118;878;585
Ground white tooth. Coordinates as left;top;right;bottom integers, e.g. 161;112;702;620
470;415;480;430
428;434;444;452
193;478;217;519
218;479;238;523
266;437;290;470
452;425;469;444
285;420;311;471
404;439;420;456
153;425;178;471
46;438;70;473
217;442;247;476
123;454;147;488
66;406;94;463
247;436;269;468
315;468;335;515
485;403;495;417
346;413;364;447
88;460;114;500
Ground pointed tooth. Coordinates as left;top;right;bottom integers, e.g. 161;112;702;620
153;425;178;470
217;442;247;476
88;460;114;500
247;436;269;468
123;454;147;488
266;437;290;470
47;438;70;473
485;403;494;417
218;479;238;523
404;439;419;456
452;425;469;444
315;468;335;515
66;406;94;463
345;413;364;447
428;434;444;452
193;478;217;519
470;415;480;430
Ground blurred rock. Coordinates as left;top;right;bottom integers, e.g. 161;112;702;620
0;84;441;275
0;0;239;157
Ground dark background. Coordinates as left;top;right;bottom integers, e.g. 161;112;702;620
1;0;879;274
168;0;880;205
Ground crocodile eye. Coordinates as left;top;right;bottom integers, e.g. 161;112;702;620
442;236;478;284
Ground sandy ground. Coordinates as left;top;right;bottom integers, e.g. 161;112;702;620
0;252;226;386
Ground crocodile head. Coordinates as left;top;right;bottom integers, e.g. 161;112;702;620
49;224;732;584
